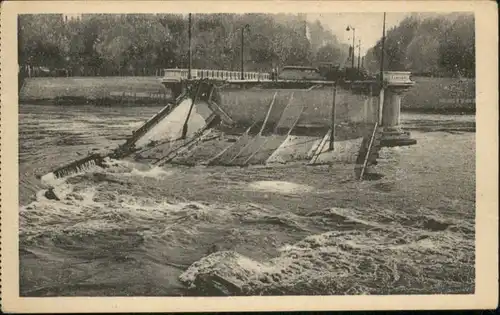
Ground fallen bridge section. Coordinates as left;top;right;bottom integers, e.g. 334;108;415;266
131;82;381;169
48;79;388;181
205;122;261;166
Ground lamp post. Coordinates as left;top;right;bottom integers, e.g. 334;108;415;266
241;24;250;80
346;25;356;69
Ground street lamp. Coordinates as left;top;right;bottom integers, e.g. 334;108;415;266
346;25;356;69
241;24;250;80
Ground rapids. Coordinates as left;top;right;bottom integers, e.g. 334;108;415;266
19;104;475;296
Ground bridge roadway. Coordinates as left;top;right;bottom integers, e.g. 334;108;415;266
160;68;336;85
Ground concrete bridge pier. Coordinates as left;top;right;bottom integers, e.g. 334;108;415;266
380;71;417;147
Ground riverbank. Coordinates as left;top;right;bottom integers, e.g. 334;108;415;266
20;76;170;106
403;76;475;114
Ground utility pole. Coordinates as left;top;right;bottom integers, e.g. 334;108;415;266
357;39;361;71
352;28;356;69
240;24;249;80
241;27;244;80
188;13;192;80
380;13;386;85
378;12;387;125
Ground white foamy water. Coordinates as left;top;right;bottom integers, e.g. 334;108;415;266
103;159;175;180
128;166;173;178
248;180;314;194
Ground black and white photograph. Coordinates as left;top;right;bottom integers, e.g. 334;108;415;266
1;0;498;313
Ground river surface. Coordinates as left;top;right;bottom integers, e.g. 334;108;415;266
19;104;476;296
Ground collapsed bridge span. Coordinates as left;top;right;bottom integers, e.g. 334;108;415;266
129;80;370;168
48;72;417;180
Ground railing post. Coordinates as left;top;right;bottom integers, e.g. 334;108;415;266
241;27;244;80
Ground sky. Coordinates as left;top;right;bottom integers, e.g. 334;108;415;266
307;12;409;55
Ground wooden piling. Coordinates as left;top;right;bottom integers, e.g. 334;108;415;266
359;122;379;180
182;81;203;139
369;83;373;122
378;88;384;124
329;81;337;151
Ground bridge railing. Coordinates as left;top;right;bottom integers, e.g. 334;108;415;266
162;68;270;82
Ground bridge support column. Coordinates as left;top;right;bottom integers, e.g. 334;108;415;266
380;71;417;147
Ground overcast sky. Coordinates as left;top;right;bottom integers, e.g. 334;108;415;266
307;12;409;56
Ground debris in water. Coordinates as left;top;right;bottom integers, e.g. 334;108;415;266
44;188;60;201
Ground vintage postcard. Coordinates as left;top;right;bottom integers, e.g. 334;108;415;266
1;0;498;313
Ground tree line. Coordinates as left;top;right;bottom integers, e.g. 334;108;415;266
19;13;474;79
18;13;350;77
364;13;475;78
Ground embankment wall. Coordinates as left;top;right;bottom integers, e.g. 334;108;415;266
19;76;170;106
403;76;475;114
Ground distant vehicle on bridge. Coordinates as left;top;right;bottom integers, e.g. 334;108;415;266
316;62;344;81
277;66;324;81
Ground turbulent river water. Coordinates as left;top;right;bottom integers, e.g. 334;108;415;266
19;104;476;296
